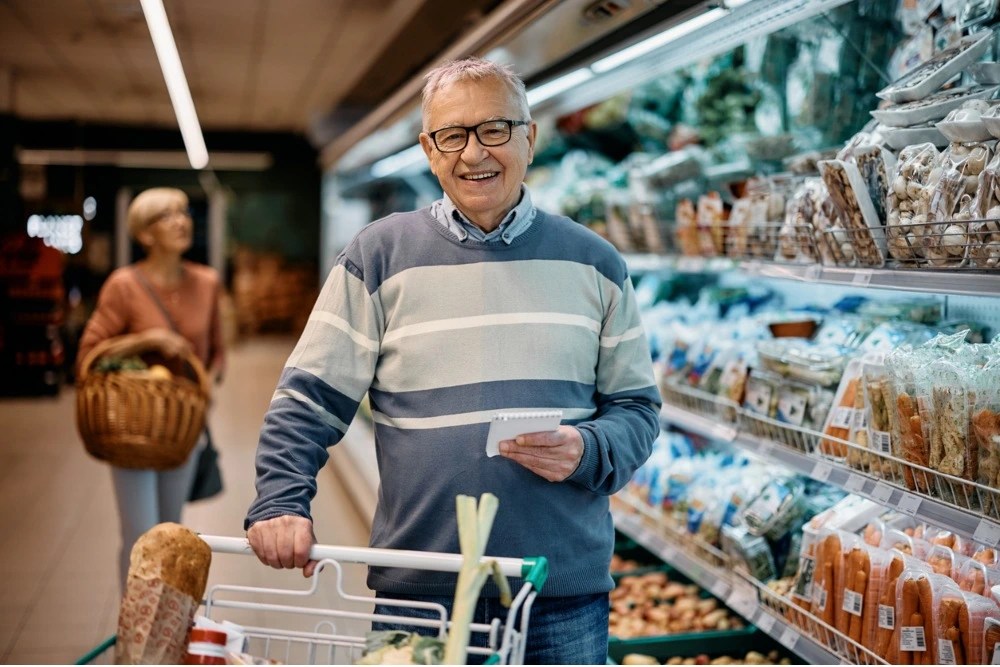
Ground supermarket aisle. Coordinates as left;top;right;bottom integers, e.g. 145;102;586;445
0;336;374;665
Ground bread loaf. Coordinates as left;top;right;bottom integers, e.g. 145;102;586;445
116;523;211;664
128;521;212;600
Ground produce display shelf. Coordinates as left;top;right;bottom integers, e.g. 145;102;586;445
623;253;1000;297
658;397;1000;549
611;506;845;666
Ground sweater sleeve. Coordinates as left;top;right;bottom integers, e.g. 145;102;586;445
567;274;661;495
245;254;382;529
76;272;130;374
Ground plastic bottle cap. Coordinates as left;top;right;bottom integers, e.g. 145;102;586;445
189;628;228;645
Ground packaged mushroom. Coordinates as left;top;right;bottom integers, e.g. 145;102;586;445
812;188;851;266
970;150;1000;269
819;160;887;267
885;143;942;263
924;141;994;267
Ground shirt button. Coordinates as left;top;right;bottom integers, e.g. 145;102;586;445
502;234;510;241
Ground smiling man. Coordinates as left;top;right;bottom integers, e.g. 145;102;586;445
245;58;661;664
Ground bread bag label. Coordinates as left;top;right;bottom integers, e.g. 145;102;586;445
842;589;863;617
878;604;895;630
938;639;956;665
901;626;927;652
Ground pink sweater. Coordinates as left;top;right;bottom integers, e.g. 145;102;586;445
78;262;224;375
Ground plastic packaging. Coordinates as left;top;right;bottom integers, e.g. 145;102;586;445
819;159;886;267
742;477;805;541
871;85;998;128
886;143;943;263
936;101;994;143
879;123;949;150
926;142;994;268
878;33;993;103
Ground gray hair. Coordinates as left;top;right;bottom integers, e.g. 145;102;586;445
421;57;530;131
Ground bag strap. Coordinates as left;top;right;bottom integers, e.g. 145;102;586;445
132;266;180;333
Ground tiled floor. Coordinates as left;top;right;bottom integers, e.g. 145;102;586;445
0;336;374;664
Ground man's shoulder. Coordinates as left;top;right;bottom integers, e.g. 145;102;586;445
534;208;627;275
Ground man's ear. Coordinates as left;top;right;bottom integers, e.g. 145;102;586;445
418;133;435;161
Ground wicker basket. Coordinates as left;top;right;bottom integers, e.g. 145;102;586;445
75;336;210;470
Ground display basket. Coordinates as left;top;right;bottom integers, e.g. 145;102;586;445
75;336;210;470
77;536;547;665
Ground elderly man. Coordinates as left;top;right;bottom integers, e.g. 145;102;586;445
245;57;660;664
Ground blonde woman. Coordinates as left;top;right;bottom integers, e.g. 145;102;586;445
78;187;225;587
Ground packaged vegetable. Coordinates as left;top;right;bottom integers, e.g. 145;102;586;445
925;142;993;268
886;143;942;263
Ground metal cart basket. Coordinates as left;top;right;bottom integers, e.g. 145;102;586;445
77;535;548;665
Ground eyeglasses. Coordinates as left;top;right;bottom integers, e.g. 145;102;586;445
428;119;530;153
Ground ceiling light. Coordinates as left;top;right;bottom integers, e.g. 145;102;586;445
139;0;209;170
526;68;594;107
370;144;427;178
590;7;729;73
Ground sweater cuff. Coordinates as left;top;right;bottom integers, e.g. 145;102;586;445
567;426;599;486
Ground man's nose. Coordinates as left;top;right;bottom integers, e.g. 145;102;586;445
461;132;490;162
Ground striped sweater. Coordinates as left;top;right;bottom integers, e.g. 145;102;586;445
245;206;661;596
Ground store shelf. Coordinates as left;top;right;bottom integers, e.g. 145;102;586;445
658;396;1000;549
611;505;845;666
625;252;1000;297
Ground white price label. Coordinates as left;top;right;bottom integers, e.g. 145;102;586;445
852;409;868;432
728;585;759;620
744;260;763;274
660;544;678;561
975;519;1000;547
812;461;834;482
756;612;777;634
830;406;855;430
758;440;774;458
901;626;927;652
992;643;1000;665
939;639;956;665
872;430;892;455
878;604;895;630
872;482;894;504
898;493;923;517
804;264;822;281
852;269;873;286
845;474;867;493
814;586;828;612
678;257;701;272
842;589;864;617
779;626;799;650
711;579;730;600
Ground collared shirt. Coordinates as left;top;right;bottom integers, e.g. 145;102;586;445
430;185;536;244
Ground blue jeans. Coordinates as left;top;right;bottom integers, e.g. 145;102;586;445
372;591;609;665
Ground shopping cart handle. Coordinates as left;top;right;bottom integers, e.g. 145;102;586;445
200;535;541;583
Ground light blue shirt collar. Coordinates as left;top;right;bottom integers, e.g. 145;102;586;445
431;186;536;244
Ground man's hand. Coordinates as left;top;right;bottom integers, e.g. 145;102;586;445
499;425;584;482
247;515;319;577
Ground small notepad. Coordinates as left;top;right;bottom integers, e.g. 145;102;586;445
485;410;563;457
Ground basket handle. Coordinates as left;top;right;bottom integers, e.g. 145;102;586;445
77;333;210;397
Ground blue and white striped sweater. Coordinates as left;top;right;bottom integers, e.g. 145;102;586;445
246;207;661;596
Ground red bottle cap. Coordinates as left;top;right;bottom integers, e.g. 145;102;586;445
189;628;228;645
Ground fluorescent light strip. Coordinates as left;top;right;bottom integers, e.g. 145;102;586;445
139;0;209;170
370;144;427;178
591;7;728;73
525;68;594;106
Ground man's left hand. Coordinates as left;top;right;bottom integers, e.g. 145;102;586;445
499;426;584;482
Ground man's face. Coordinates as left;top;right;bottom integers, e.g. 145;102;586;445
419;77;536;232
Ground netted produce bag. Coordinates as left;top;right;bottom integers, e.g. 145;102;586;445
969;148;1000;269
886;143;942;263
925;142;994;267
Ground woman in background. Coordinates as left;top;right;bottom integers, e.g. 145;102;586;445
77;187;225;588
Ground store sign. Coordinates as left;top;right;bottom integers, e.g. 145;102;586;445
26;214;84;254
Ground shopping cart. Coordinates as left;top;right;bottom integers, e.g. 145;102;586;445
77;535;548;665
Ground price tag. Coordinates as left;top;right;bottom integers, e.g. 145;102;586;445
812;461;834;482
678;257;701;272
842;590;864;617
992;643;1000;665
845;474;867;493
879;604;895;630
757;440;774;458
898;493;923;517
901;626;927;652
852;269;873;286
728;584;759;620
975;519;1000;547
756;612;777;634
660;544;678;561
779;626;800;650
872;482;894;504
711;579;731;600
744;260;763;274
803;264;822;281
939;639;956;665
